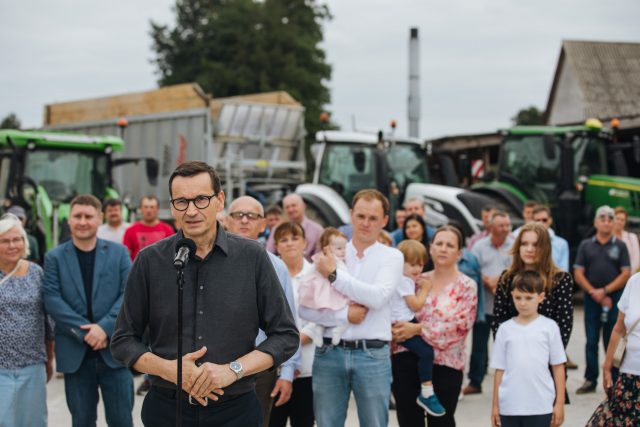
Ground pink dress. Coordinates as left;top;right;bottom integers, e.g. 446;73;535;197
393;273;477;371
298;257;349;311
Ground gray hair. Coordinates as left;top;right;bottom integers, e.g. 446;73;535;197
0;213;30;258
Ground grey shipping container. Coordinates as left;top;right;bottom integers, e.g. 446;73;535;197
45;102;306;219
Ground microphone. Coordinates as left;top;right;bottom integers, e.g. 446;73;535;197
174;238;196;270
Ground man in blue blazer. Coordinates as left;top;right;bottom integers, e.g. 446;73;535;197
44;194;134;427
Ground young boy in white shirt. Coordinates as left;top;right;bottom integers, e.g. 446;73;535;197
491;271;566;427
393;240;445;417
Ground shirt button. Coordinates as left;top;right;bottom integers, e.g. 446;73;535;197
199;286;204;290
199;310;203;315
198;336;203;340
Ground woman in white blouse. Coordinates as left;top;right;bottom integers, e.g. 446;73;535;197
271;222;316;427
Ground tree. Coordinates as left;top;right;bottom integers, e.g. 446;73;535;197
511;106;545;126
150;0;333;144
0;113;21;129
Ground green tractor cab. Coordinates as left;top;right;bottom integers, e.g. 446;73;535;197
0;130;157;256
473;120;640;256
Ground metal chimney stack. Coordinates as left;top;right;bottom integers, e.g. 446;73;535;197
408;27;420;138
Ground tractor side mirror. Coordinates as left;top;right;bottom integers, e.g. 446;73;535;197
146;159;159;186
543;135;556;160
353;151;366;173
18;179;37;207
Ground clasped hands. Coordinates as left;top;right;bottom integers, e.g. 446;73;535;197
169;346;233;406
80;323;108;350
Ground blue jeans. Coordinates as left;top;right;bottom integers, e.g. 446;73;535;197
468;315;493;389
584;291;621;384
399;335;434;383
312;343;391;427
0;363;47;427
64;355;134;427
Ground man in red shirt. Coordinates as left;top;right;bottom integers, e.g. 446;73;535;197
123;196;174;260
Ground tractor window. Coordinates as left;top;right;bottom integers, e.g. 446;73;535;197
500;136;561;203
387;144;430;192
318;144;376;204
24;150;109;202
573;136;607;177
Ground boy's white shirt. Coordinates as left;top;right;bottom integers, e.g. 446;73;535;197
390;276;419;322
491;315;566;416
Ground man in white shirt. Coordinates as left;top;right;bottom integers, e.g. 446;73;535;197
299;189;403;427
96;199;130;244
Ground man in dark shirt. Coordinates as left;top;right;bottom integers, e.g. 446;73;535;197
574;205;631;394
43;195;134;427
111;161;299;426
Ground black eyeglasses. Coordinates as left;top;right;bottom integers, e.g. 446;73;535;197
171;194;217;211
229;211;263;221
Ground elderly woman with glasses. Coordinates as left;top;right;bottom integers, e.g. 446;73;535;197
0;213;54;427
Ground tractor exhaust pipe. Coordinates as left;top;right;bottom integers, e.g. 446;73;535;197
408;27;420;138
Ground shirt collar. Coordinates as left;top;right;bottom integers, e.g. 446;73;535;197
177;221;229;257
346;239;379;258
591;235;617;245
213;222;230;255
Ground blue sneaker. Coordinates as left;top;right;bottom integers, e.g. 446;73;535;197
416;394;446;417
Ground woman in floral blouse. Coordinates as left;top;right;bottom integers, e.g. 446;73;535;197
391;225;477;427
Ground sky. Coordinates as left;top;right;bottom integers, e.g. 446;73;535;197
1;0;639;139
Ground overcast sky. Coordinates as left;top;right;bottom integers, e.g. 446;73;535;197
1;0;638;139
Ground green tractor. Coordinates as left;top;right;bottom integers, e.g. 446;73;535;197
0;130;158;258
473;120;640;255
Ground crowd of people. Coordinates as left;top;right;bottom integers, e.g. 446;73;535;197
1;160;639;426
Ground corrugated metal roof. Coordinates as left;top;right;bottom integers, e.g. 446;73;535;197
546;40;640;123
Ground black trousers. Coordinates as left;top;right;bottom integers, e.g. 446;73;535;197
255;369;278;427
500;414;552;427
392;352;463;427
269;376;314;427
141;387;261;427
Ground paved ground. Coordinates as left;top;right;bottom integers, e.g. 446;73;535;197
47;304;606;426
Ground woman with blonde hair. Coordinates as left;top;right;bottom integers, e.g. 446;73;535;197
0;213;54;427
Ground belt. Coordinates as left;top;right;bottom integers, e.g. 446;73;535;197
323;338;388;349
151;386;241;406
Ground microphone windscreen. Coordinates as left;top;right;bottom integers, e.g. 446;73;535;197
174;238;196;256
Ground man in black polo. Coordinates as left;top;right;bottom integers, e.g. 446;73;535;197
111;161;299;426
574;205;631;394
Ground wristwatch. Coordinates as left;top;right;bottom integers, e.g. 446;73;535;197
328;269;337;284
229;360;244;380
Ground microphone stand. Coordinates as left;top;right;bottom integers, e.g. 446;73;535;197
176;268;185;427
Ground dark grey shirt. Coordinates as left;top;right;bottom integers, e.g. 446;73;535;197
574;235;630;288
111;225;299;396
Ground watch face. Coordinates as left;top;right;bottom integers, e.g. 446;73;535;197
230;361;241;372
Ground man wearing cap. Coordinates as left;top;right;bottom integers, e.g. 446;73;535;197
574;205;631;394
7;205;40;263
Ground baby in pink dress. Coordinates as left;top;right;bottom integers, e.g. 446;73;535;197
298;228;350;346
